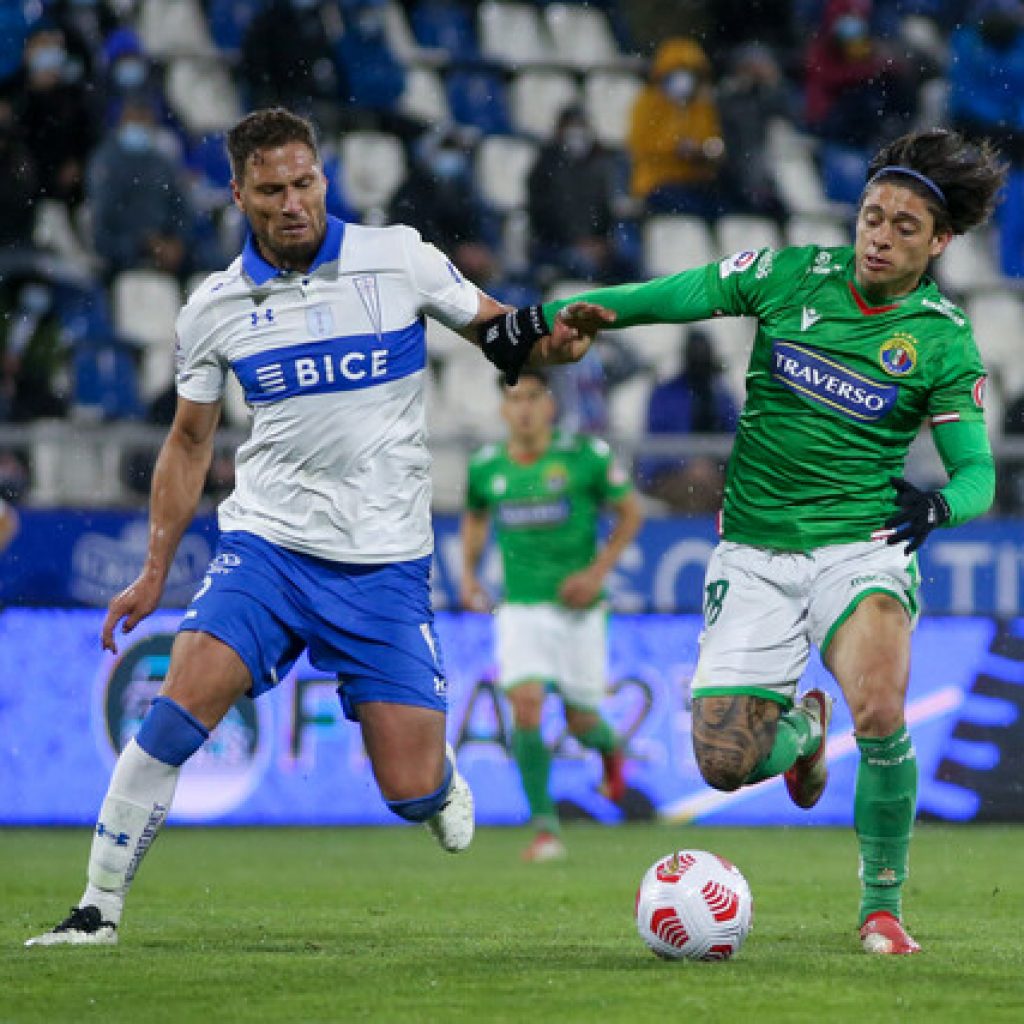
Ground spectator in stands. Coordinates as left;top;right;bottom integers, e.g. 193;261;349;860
0;494;17;555
86;95;195;282
334;0;423;142
388;124;498;286
527;105;633;287
717;43;791;221
240;0;342;128
0;449;27;553
0;280;67;422
948;0;1024;277
45;0;121;87
0;98;38;252
626;37;730;220
803;0;917;148
16;21;100;213
636;328;739;514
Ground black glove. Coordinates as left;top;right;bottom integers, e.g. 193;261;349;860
477;305;550;386
884;476;951;554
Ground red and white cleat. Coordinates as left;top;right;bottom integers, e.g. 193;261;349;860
784;689;833;809
860;911;921;955
521;831;567;863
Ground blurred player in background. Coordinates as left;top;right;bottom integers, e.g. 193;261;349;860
26;107;601;947
461;367;643;862
502;128;1004;951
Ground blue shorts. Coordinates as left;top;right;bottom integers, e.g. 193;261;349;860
179;531;448;721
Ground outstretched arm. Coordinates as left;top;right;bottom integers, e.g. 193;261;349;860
462;292;616;385
101;396;221;651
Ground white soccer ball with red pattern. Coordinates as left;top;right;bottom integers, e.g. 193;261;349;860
635;849;753;961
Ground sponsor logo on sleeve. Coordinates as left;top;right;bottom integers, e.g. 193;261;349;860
878;333;918;377
973;375;987;409
718;250;758;278
771;340;898;422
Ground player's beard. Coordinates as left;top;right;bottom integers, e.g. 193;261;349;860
257;217;325;272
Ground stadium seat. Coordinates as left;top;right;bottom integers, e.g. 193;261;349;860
643;215;717;279
32;199;96;272
339;131;407;219
702;316;756;403
716;215;782;257
510;70;580;140
543;3;621;68
583;71;643;149
165;58;242;134
766;119;834;217
139;0;216;59
205;0;262;52
607;371;656;440
474;135;538;212
966;291;1024;401
934;229;1003;297
478;1;553;66
411;0;479;58
623;322;686;381
785;212;851;249
399;66;450;124
382;2;427;65
112;270;182;401
445;68;512;136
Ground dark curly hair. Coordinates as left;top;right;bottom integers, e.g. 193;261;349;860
865;128;1007;236
226;108;319;182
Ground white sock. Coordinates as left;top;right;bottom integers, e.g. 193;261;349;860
79;739;180;925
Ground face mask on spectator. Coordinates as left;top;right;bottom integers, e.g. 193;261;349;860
662;70;696;104
431;149;467;181
113;58;148;90
562;126;593;159
27;46;66;75
118;123;153;153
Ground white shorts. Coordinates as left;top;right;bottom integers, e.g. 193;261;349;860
691;540;919;705
496;602;609;711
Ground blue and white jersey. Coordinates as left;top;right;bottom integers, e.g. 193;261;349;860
175;216;480;563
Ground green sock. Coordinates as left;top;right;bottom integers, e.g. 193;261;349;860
743;707;817;784
574;718;619;755
511;728;558;833
855;726;917;925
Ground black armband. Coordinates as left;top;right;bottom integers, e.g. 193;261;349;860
477;305;550;386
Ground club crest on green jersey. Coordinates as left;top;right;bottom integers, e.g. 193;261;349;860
878;333;918;377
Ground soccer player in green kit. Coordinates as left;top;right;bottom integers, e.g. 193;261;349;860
461;368;643;862
483;128;1004;950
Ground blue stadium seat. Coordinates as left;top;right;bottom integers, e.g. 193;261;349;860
206;0;265;52
410;0;479;58
445;68;511;136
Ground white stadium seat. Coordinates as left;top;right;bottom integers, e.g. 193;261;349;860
785;213;850;249
474;135;538;212
165;58;242;134
339;131;407;217
643;215;717;279
934;229;1003;297
510;70;580;140
543;3;621;68
382;2;425;65
583;71;642;148
716;215;782;258
399;67;450;125
478;1;553;66
966;291;1024;401
112;270;182;401
139;0;215;59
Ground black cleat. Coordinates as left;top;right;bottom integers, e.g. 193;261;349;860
25;905;118;947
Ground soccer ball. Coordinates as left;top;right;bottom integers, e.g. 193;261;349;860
635;849;753;961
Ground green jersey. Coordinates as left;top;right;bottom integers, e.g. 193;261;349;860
467;431;633;604
547;245;993;552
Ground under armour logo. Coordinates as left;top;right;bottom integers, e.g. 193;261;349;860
251;309;275;327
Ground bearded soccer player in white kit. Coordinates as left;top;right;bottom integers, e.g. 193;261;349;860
26;108;599;946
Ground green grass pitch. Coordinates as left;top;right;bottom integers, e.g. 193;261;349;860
3;824;1023;1023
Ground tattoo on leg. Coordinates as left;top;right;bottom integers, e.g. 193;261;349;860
692;696;781;792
